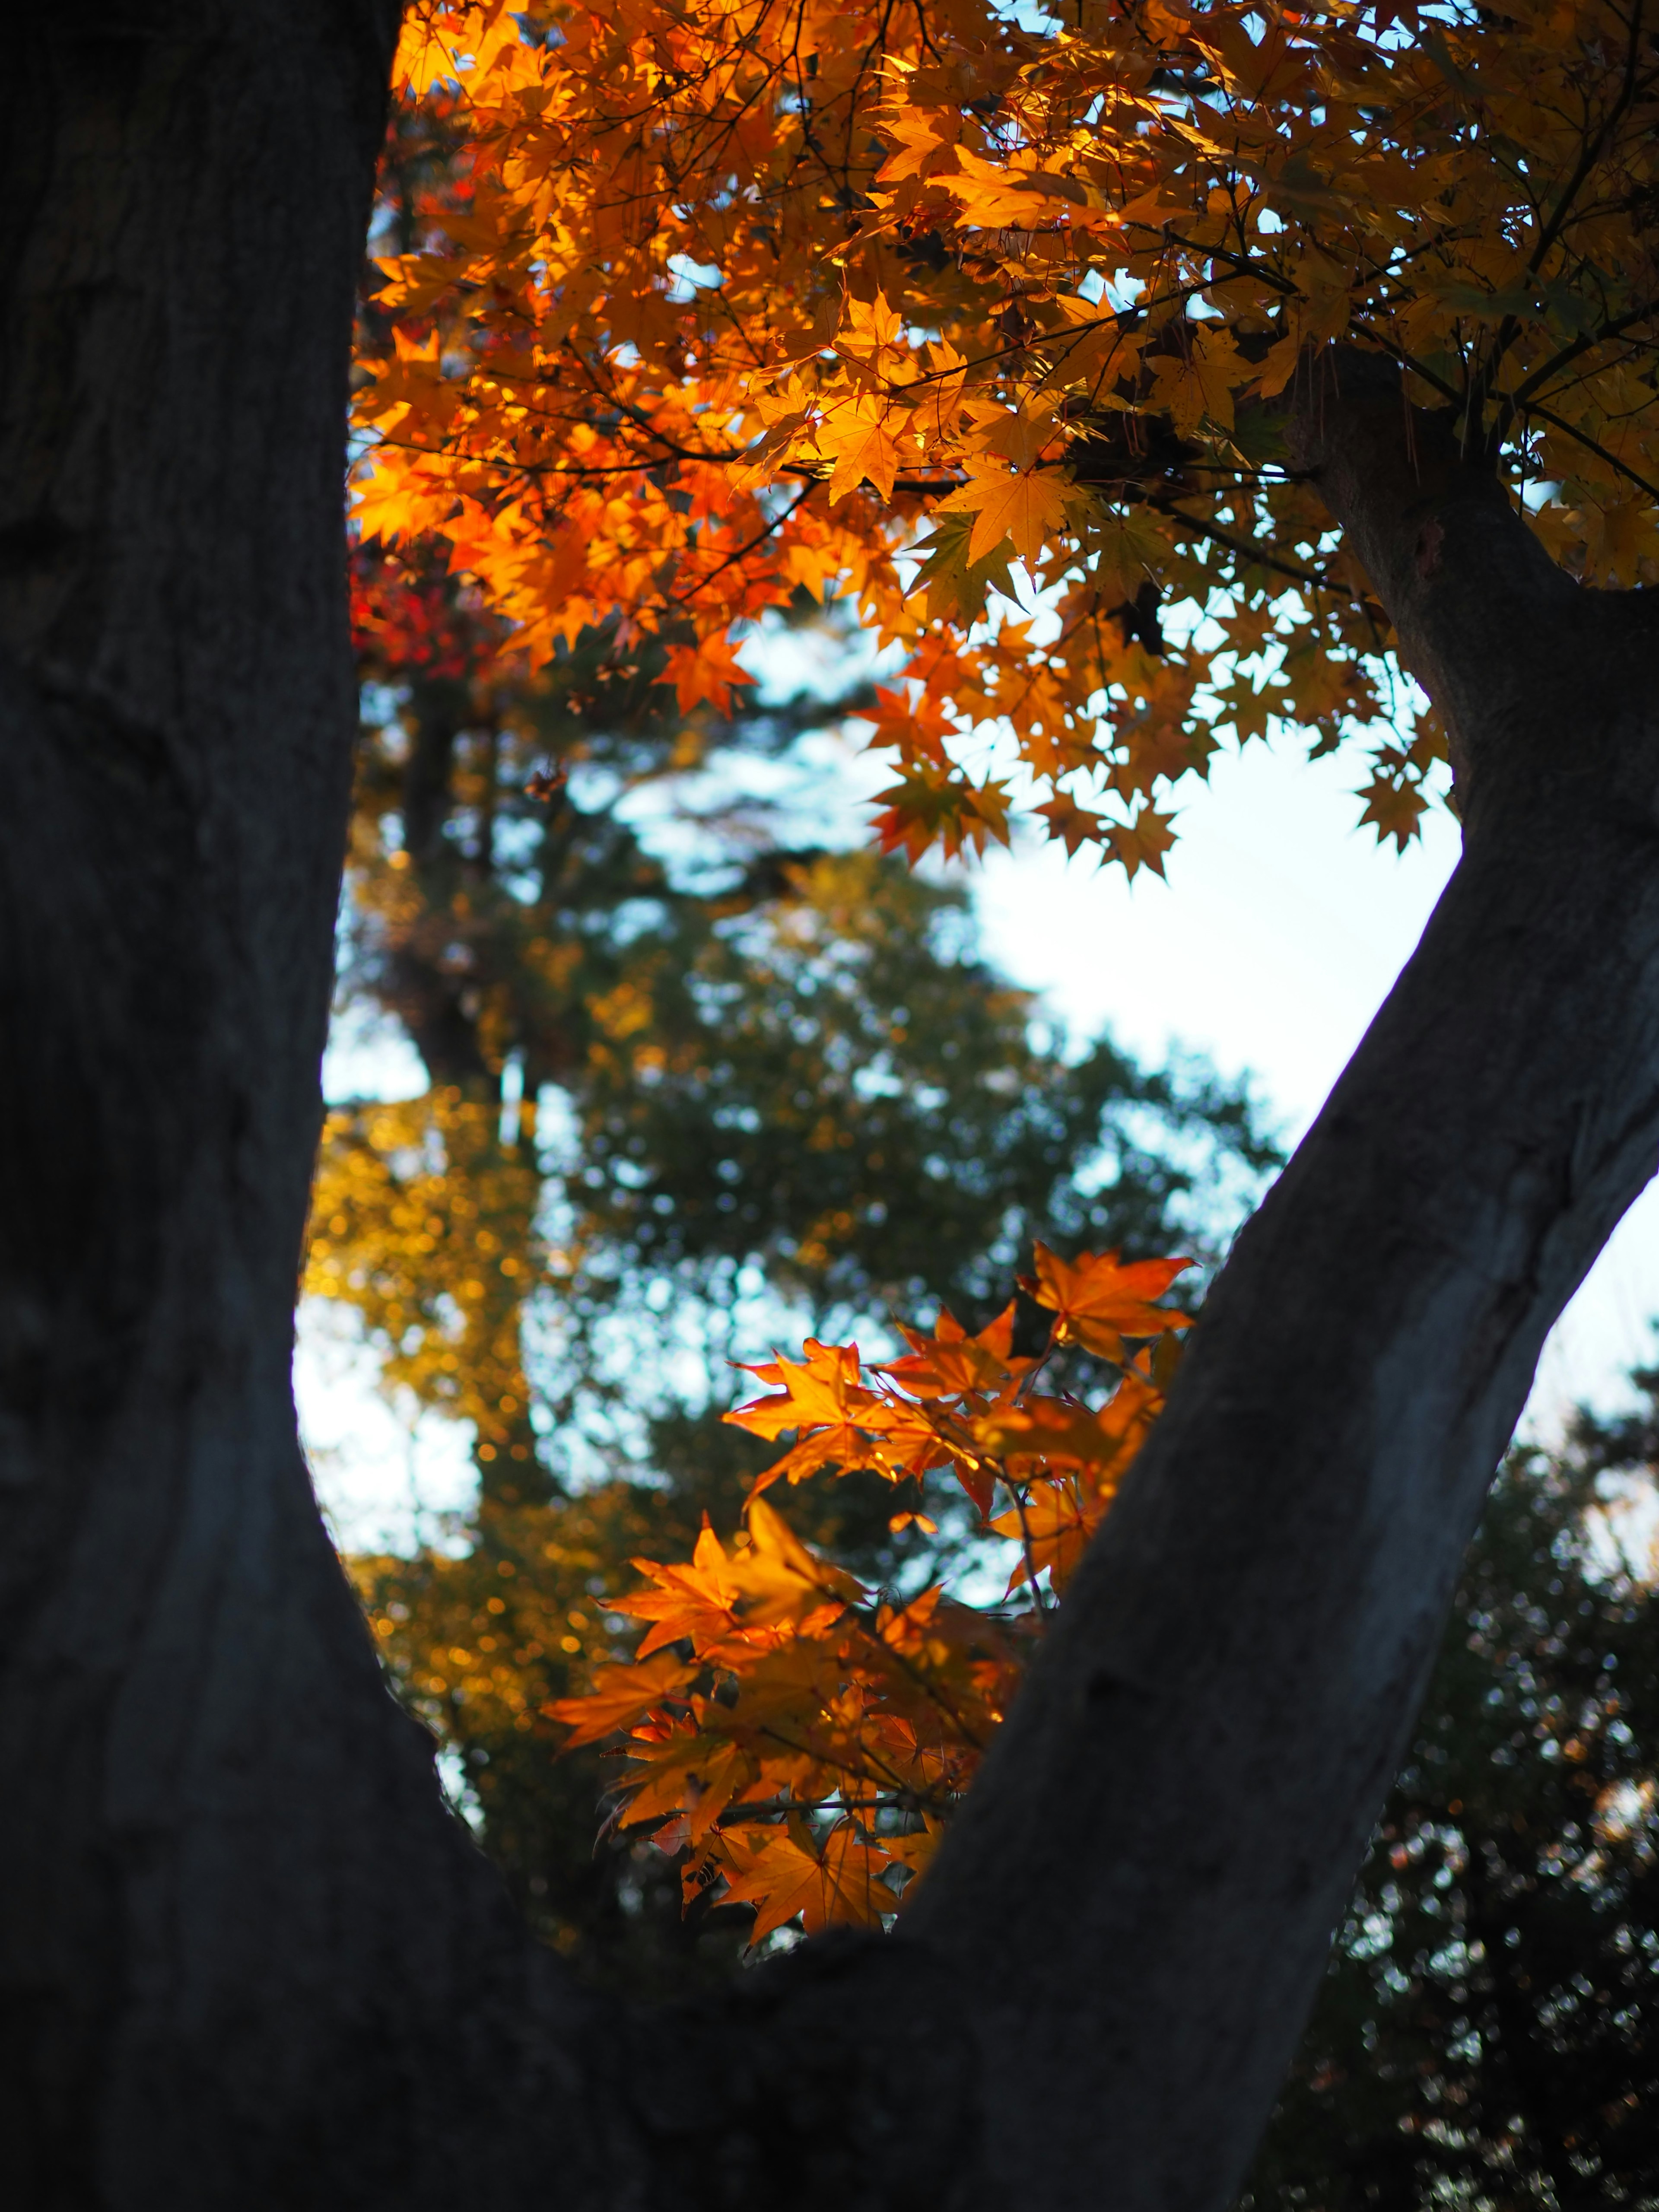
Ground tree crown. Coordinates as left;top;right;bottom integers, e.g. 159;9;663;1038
358;0;1659;870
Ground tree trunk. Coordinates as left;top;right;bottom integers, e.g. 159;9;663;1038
0;14;599;2205
905;356;1659;2206
3;19;1657;2211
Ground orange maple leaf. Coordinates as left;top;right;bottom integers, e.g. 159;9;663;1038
724;1496;866;1626
1020;1241;1192;1361
725;1339;889;1495
977;1391;1145;1477
934;463;1071;566
880;1301;1027;1400
657;636;755;716
874;102;962;185
815;394;903;504
706;1819;896;1944
544;1650;696;1748
990;1477;1095;1594
1035;790;1109;856
611;1520;742;1658
618;1728;759;1844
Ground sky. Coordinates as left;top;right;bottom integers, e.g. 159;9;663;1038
972;739;1659;1437
297;722;1659;1551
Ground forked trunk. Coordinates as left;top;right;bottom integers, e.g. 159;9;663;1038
2;21;1656;2212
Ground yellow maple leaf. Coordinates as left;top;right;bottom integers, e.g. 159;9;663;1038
394;13;469;97
934;464;1072;566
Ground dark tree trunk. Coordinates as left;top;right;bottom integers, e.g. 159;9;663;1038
905;358;1659;2205
3;19;1657;2212
0;13;599;2206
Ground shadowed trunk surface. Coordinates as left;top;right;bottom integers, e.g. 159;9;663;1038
2;18;1657;2212
0;12;599;2205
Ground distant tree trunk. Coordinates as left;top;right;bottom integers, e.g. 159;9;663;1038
4;17;1659;2212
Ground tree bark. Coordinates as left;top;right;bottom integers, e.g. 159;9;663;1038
905;354;1659;2206
4;18;1659;2209
0;14;603;2206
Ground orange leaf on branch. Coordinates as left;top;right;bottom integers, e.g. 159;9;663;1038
551;1239;1192;1943
657;636;755;717
723;1339;895;1497
693;1820;898;1945
932;463;1073;569
1019;1241;1192;1363
543;1650;696;1748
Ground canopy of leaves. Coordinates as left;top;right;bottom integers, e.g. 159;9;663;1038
358;0;1659;870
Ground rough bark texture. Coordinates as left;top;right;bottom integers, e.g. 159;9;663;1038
3;18;1658;2211
0;14;602;2206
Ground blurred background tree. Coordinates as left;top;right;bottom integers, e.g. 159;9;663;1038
318;95;1659;2122
307;535;1279;1992
1243;1389;1659;2210
308;98;1281;1992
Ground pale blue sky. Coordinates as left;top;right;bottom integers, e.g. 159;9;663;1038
299;719;1659;1550
973;739;1659;1436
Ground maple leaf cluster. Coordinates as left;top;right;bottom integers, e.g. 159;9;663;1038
547;1243;1191;1944
355;0;1659;874
350;539;515;686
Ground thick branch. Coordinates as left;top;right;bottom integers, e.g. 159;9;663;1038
1281;348;1584;805
903;352;1659;2209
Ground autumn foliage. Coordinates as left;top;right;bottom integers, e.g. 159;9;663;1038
359;0;1659;868
343;0;1659;1956
548;1243;1189;1942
